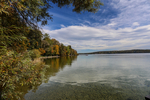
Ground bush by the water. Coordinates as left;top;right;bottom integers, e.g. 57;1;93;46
0;47;45;99
29;49;41;60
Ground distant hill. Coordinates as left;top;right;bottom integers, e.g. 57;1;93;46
78;49;150;55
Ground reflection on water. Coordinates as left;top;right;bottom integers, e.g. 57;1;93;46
41;56;77;83
16;56;77;100
23;54;150;100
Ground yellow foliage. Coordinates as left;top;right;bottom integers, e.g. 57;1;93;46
39;48;45;54
55;45;59;55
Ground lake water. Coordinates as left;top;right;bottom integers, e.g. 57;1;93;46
23;54;150;100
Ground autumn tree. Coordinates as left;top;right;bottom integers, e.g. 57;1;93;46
66;45;71;56
40;34;77;56
0;8;28;52
55;45;60;55
0;0;52;52
59;43;65;56
26;29;42;50
41;40;50;49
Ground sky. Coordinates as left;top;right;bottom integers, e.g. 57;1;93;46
42;0;150;53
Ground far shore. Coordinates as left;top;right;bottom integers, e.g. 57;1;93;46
40;56;60;59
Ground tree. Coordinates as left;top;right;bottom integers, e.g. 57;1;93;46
41;40;50;51
0;0;52;51
50;0;103;13
67;45;72;56
43;33;51;40
0;9;29;52
0;0;52;28
55;45;60;55
51;38;60;45
1;0;103;28
26;29;42;50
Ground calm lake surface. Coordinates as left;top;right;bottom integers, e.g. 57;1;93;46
23;53;150;100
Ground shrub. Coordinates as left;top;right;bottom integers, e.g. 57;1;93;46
0;48;45;99
29;49;41;60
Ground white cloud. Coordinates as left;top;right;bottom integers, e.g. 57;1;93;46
110;0;150;28
132;22;140;26
61;24;66;28
88;0;150;30
43;24;150;52
108;22;117;26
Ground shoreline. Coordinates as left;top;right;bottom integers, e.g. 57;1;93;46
40;56;60;59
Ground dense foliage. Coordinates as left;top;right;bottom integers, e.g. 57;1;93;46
41;33;78;56
0;48;45;99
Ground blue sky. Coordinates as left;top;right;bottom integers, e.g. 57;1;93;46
43;0;150;53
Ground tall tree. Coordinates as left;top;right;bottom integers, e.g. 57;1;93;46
26;29;42;50
55;45;59;55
